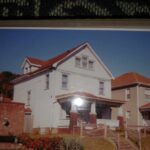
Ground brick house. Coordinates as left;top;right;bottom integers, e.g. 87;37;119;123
112;72;150;126
13;42;125;133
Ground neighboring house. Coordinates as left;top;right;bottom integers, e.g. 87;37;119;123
13;42;124;133
112;72;150;126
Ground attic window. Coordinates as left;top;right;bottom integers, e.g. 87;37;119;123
82;55;88;68
75;57;81;67
88;60;94;69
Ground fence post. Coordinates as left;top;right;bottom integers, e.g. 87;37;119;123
125;128;128;139
117;133;120;150
138;129;142;150
80;120;83;137
144;127;146;137
104;124;107;138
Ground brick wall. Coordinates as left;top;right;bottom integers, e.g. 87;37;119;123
0;101;25;136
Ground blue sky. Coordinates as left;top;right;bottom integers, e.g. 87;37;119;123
0;28;150;77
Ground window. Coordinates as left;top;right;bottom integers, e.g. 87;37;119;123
62;74;68;89
25;67;28;73
27;90;31;106
45;74;49;89
126;88;131;100
82;55;88;68
75;57;81;67
145;88;150;100
88;60;94;69
99;81;104;95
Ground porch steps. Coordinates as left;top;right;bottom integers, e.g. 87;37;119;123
107;130;138;150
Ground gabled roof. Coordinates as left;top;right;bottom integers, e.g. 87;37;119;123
13;42;113;84
140;103;150;112
26;57;45;66
112;72;150;90
56;91;125;106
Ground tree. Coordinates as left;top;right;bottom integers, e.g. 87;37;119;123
0;71;20;99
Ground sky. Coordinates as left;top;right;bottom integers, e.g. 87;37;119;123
0;28;150;78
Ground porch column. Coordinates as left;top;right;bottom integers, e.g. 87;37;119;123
70;102;78;130
117;106;124;129
90;102;97;124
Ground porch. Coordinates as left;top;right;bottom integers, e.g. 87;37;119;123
56;91;125;130
140;102;150;126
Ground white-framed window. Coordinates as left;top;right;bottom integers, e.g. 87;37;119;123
99;81;104;95
27;90;31;106
126;88;131;100
62;74;68;89
45;74;49;89
82;55;88;68
145;88;150;100
88;60;94;70
75;57;81;67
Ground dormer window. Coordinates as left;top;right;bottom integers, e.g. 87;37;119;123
82;55;88;68
25;67;28;73
88;60;94;69
75;57;81;67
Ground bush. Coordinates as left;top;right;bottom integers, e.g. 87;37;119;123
18;134;84;150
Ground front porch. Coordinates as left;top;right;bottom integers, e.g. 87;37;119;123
140;102;150;126
56;91;125;130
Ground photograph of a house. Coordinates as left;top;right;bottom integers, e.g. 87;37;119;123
0;29;150;135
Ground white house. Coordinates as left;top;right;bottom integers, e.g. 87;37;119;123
13;42;125;133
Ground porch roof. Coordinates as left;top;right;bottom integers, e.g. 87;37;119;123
140;102;150;112
56;91;126;107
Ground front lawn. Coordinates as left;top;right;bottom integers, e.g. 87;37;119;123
18;133;116;150
141;136;150;150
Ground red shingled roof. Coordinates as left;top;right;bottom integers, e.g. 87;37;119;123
112;72;150;90
140;103;150;111
27;57;45;66
13;42;89;83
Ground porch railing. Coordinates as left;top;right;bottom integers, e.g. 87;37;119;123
124;125;150;150
59;119;70;127
97;119;119;128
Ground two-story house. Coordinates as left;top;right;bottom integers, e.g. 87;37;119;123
112;72;150;126
13;42;124;133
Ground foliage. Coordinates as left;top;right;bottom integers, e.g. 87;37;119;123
18;134;66;150
0;71;19;98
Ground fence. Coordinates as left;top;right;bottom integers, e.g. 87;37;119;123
73;120;107;138
124;125;150;150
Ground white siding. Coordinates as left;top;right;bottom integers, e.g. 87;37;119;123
14;72;54;128
14;45;112;128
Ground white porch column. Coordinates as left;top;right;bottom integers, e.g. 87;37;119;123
118;106;123;116
90;102;96;124
90;102;96;114
117;106;124;129
71;102;77;112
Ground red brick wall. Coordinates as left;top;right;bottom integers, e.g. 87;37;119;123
0;101;24;136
